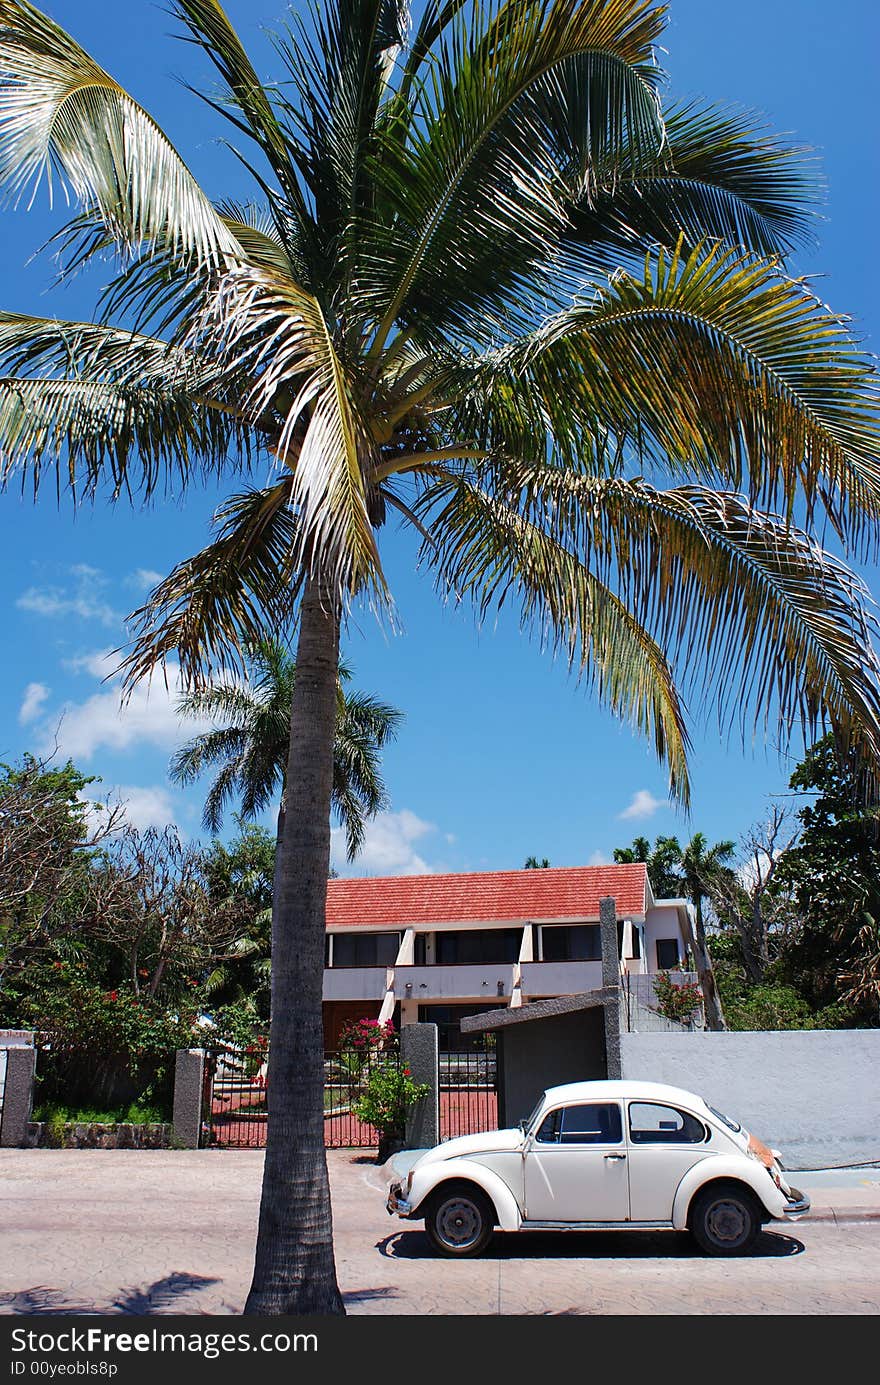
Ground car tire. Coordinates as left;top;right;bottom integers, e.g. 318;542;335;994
689;1183;762;1256
424;1184;495;1257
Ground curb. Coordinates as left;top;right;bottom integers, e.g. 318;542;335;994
802;1207;880;1226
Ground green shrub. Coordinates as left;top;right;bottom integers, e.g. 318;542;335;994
353;1061;429;1137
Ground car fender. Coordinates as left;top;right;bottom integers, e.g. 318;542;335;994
409;1157;522;1231
672;1156;783;1229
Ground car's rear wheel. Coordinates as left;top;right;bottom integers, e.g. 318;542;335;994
689;1183;762;1256
424;1184;495;1257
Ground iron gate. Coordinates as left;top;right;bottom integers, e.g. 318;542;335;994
200;1043;399;1149
439;1033;498;1140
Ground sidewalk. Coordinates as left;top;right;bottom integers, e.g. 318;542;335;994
792;1167;880;1224
1;1148;879;1316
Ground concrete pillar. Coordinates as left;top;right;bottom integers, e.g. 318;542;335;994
0;1045;36;1148
401;1023;439;1150
599;895;619;989
599;898;622;1079
172;1049;205;1150
602;995;622;1079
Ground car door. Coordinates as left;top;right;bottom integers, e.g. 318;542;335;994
523;1102;629;1223
625;1100;713;1221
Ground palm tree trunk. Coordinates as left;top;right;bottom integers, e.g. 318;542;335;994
691;897;726;1032
244;571;345;1315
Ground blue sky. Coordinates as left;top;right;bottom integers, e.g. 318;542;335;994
0;0;877;876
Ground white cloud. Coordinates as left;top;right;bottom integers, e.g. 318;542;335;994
587;849;611;866
332;809;437;876
112;785;179;831
19;681;50;725
618;789;666;821
17;565;120;628
37;659;213;763
126;568;164;593
81;784;180;833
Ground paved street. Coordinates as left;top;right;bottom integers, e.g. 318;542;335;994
1;1150;878;1315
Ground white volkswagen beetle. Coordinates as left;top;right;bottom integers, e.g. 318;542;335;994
386;1079;809;1256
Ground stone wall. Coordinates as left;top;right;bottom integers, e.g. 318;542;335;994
620;1028;880;1168
27;1122;174;1150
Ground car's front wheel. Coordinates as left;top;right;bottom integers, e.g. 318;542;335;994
689;1183;762;1256
424;1184;495;1257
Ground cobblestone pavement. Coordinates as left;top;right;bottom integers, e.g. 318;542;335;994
1;1150;878;1315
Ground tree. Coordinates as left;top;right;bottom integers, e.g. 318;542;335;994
0;753;124;986
2;0;880;1314
170;640;402;859
523;856;550;869
708;805;799;985
775;735;880;1024
613;835;684;900
679;832;736;1030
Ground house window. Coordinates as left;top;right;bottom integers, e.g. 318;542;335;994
417;1003;504;1050
434;929;521;965
540;924;601;961
656;938;681;970
328;932;401;968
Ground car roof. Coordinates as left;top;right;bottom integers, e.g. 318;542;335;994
540;1079;713;1112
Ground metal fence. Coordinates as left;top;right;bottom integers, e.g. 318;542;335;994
200;1043;400;1149
439;1034;498;1140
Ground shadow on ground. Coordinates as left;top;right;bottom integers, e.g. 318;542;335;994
0;1273;224;1316
376;1229;805;1260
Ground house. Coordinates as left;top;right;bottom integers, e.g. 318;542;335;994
322;862;696;1049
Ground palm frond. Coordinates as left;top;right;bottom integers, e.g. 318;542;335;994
414;469;693;803
121;482;299;689
367;0;667;348
529;471;880;764
0;0;238;265
0;374;244;499
207;265;384;602
508;240;880;548
566;100;819;265
169;725;252;786
170;0;314;241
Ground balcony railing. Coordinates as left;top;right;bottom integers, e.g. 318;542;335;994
519;959;604;997
322;967;388;1002
393;963;515;1001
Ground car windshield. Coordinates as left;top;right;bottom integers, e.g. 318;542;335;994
706;1103;742;1134
518;1095;545;1134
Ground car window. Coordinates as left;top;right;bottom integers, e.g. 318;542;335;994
628;1102;706;1144
535;1103;623;1145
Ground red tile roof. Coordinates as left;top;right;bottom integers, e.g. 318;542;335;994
325;864;647;929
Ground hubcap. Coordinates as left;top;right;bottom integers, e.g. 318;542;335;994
436;1197;482;1248
705;1199;749;1245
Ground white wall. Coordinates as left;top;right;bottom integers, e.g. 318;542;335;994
621;1029;880;1169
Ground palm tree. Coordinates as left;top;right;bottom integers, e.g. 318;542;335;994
170;640;402;860
680;832;737;1031
2;0;880;1314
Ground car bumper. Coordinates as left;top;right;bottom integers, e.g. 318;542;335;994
387;1182;413;1217
781;1188;810;1221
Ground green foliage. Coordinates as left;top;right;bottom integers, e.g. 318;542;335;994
22;963;198;1109
614;835;685;900
775;735;880;1023
524;856;550;869
352;1061;430;1137
33;1101;167;1125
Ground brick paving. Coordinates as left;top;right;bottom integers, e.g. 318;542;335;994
1;1149;879;1315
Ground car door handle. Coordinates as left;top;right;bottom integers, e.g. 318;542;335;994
604;1153;627;1161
